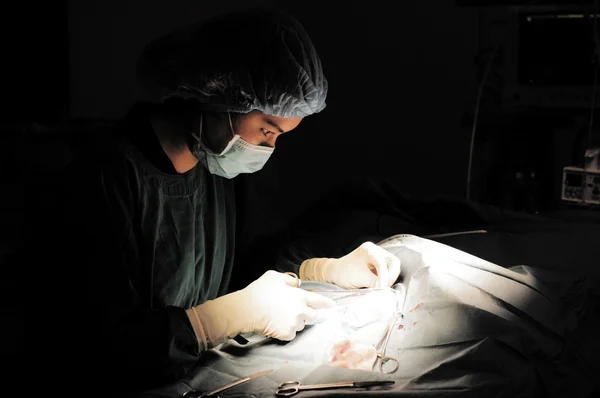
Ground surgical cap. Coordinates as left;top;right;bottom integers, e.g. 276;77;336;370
136;8;328;119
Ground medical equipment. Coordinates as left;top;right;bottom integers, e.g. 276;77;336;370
499;6;600;110
181;369;273;397
424;230;488;239
562;167;600;206
562;148;600;206
373;313;401;375
275;380;395;397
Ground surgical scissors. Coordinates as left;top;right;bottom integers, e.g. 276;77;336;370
275;380;394;396
373;313;400;374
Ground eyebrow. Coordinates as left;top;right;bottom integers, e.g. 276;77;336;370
264;118;285;134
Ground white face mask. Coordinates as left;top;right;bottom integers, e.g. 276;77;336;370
192;112;274;179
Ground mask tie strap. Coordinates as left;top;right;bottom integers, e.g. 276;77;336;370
192;112;203;142
227;112;236;137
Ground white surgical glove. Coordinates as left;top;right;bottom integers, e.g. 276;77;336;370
185;270;336;350
299;242;401;289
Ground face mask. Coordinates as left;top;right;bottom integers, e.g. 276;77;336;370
192;112;274;179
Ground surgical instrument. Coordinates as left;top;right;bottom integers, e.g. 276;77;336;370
276;380;394;396
181;369;273;397
373;313;400;374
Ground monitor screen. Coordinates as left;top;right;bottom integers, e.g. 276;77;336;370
565;173;584;187
518;12;598;86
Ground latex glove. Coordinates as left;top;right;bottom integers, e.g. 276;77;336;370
299;242;401;289
185;270;336;350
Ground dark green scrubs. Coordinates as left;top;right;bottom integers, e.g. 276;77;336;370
56;102;237;393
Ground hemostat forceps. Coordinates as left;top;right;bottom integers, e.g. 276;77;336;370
373;313;400;374
276;380;394;396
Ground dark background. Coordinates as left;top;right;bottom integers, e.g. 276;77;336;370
2;0;600;363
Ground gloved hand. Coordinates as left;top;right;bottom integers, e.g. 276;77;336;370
299;242;401;289
186;270;336;350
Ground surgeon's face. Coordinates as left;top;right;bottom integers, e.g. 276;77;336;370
202;110;303;153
